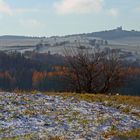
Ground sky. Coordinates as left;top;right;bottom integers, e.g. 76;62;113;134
0;0;140;36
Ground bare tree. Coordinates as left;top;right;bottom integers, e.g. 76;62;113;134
98;49;125;93
64;47;127;94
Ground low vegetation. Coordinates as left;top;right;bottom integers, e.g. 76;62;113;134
103;128;140;140
45;92;140;108
46;92;140;139
0;91;139;139
2;134;63;140
0;51;140;95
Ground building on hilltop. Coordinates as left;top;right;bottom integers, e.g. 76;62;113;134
116;26;123;31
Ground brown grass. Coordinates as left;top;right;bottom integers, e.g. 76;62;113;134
113;128;140;140
45;92;140;108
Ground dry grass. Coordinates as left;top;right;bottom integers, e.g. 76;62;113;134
2;134;64;140
49;136;64;140
116;128;140;139
45;92;140;108
10;90;140;109
103;128;140;140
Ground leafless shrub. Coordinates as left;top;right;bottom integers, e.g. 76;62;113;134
64;47;127;94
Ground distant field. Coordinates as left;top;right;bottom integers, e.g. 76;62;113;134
107;44;140;53
0;36;140;56
0;39;40;47
110;37;140;46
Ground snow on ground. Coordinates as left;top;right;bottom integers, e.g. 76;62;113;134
0;92;139;139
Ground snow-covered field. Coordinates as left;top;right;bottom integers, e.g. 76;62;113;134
0;36;140;54
0;92;140;139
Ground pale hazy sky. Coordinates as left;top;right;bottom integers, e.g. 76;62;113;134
0;0;140;36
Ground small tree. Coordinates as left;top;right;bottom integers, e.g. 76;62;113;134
64;47;128;94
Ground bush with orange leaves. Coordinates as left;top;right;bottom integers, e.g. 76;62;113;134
32;71;47;88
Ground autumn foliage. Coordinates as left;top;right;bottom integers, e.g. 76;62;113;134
0;51;139;94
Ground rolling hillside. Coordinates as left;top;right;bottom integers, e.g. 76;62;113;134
0;28;140;55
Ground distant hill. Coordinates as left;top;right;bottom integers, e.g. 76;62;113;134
81;27;140;40
0;35;44;40
1;27;140;40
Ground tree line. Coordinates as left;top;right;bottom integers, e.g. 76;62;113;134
0;50;139;95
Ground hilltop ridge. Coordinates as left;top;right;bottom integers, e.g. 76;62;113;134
0;27;140;40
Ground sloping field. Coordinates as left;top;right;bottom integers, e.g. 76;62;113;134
110;36;140;46
0;39;41;47
107;44;140;53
